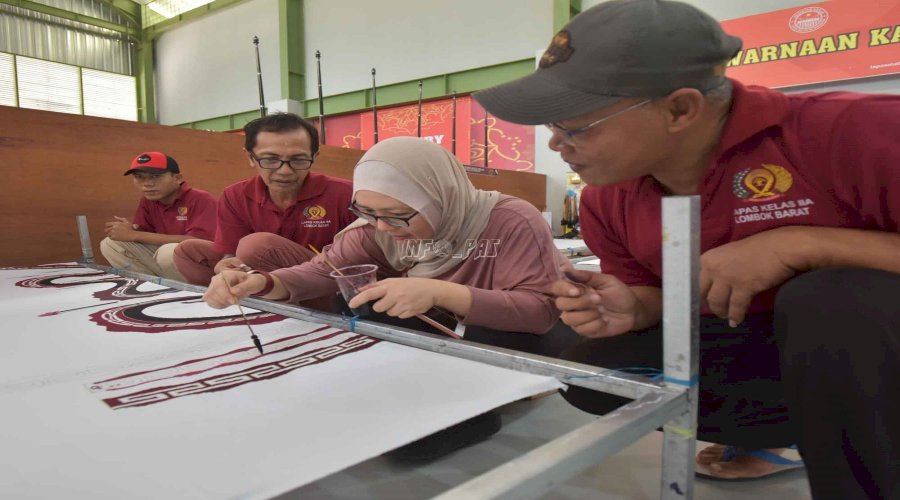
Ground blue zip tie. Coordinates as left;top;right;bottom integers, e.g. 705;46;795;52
663;374;699;387
348;315;359;333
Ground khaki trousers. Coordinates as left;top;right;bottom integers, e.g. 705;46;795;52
99;238;186;281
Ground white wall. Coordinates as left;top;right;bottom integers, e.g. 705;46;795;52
303;0;554;97
155;0;281;125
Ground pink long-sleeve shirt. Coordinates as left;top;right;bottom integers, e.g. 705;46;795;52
271;196;564;334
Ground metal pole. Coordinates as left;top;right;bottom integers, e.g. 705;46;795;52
315;50;325;145
451;90;457;155
483;109;490;168
371;68;379;144
74;263;673;402
660;195;700;500
437;391;686;500
416;80;423;138
75;215;93;263
252;36;266;117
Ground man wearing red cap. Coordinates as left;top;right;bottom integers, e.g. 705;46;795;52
476;0;898;496
100;152;217;280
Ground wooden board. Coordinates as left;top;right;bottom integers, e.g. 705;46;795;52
0;106;545;266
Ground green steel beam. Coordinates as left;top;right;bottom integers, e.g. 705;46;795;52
278;0;304;101
571;0;582;17
302;58;535;117
0;0;139;37
142;0;246;41
180;109;261;131
553;0;581;32
136;33;155;123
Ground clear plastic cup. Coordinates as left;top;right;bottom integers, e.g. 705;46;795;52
329;264;377;316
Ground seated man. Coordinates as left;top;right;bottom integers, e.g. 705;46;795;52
100;152;216;280
174;113;355;286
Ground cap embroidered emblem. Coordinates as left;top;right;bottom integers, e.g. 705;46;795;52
733;164;794;201
137;154;152;163
539;30;575;68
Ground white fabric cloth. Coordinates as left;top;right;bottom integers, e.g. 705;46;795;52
0;264;561;499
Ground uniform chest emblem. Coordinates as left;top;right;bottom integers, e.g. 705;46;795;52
177;206;189;216
303;205;326;220
733;164;793;201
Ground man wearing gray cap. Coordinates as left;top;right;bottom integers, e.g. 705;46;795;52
476;0;899;497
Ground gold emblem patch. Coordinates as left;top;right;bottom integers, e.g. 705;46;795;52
303;205;326;220
539;30;575;69
733;164;794;200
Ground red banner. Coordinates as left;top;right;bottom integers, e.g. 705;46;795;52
722;0;900;88
312;95;535;172
360;98;472;163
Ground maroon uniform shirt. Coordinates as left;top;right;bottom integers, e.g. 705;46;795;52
213;172;355;254
133;182;217;240
581;79;900;314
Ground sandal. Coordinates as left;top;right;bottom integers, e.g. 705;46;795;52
695;444;805;481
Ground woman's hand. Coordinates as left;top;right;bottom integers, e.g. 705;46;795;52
214;257;250;274
349;277;448;319
203;270;266;309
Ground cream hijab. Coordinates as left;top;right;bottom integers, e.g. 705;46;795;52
347;137;500;278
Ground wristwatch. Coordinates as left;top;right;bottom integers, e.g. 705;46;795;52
246;270;275;297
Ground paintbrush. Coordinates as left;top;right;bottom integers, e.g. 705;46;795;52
39;301;117;317
222;275;264;355
307;245;461;339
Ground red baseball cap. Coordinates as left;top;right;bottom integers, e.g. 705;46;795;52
124;152;180;176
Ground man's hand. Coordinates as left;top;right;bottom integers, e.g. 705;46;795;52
104;216;140;242
700;227;807;327
214;257;250;274
349;278;443;319
203;271;266;309
552;269;642;338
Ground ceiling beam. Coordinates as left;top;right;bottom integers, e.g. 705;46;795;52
96;0;141;28
0;0;139;37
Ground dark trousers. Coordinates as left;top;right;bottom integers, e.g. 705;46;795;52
560;268;899;500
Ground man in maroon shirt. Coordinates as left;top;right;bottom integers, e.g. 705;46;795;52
475;0;898;497
173;113;355;286
100;152;217;280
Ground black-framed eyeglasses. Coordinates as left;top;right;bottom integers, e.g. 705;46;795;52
348;201;419;228
250;152;314;171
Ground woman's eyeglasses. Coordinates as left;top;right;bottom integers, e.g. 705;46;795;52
348;202;419;228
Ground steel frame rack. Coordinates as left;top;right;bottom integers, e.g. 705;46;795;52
76;195;699;499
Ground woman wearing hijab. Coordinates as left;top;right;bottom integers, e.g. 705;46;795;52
203;136;563;335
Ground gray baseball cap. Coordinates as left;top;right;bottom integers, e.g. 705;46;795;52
474;0;742;125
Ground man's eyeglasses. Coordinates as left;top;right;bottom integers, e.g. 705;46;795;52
348;201;419;228
250;152;314;171
545;99;651;146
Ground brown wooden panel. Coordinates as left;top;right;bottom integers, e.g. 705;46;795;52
0;106;544;266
